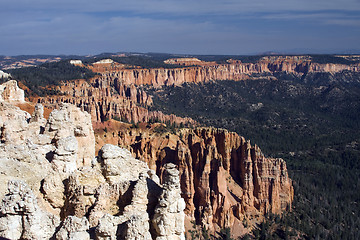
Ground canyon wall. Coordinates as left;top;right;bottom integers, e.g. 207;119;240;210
35;78;195;125
99;126;294;234
0;80;24;102
101;58;360;87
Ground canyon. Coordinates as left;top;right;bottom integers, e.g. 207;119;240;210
2;54;359;238
0;78;293;238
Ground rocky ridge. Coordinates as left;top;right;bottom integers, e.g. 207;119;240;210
0;81;186;239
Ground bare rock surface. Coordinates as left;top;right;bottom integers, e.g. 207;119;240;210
0;180;60;240
114;127;294;234
0;87;186;239
0;80;24;103
55;216;90;240
153;163;186;240
0;80;294;238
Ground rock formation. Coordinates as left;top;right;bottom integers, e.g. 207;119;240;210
0;70;11;79
100;126;294;234
34;78;195;125
0;80;25;103
0;55;304;236
0;90;186;239
55;216;90;240
0;180;60;239
152;163;186;239
99;57;360;87
69;60;83;66
164;58;214;66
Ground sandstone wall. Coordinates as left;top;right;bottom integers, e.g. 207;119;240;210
35;78;195;126
103;126;293;234
30;58;360;126
101;59;360;87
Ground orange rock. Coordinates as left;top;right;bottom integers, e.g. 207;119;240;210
99;126;294;233
33;78;195;126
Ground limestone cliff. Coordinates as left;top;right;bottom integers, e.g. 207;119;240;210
98;126;294;235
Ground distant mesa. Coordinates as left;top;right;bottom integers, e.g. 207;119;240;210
164;57;201;64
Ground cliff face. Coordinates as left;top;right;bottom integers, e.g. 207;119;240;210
99;126;293;234
35;78;195;126
0;100;186;239
100;58;360;87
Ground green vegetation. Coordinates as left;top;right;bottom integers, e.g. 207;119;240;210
147;72;360;239
153;120;182;134
5;60;96;96
187;223;234;240
310;54;360;65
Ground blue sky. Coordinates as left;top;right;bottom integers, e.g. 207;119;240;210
1;0;360;55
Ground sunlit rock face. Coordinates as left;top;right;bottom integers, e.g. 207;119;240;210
0;80;24;103
114;126;294;234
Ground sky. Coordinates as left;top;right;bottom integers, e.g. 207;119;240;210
1;0;360;56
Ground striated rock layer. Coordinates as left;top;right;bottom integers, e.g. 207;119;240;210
0;80;293;238
101;57;360;87
101;126;294;234
34;78;195;125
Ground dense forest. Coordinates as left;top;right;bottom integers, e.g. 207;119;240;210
146;71;360;239
110;53;360;65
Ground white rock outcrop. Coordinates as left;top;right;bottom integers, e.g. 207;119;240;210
70;60;83;65
0;81;186;239
0;80;24;102
93;59;114;64
0;181;60;239
55;216;90;240
152;163;186;240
